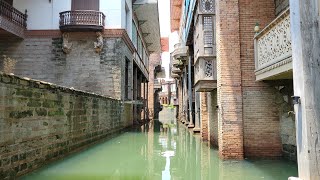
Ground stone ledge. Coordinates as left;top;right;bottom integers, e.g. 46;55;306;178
0;71;118;101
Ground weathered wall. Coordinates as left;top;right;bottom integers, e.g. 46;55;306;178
274;0;289;16
239;0;283;158
216;0;244;159
0;73;132;179
147;53;161;119
274;84;296;161
208;90;218;147
216;0;284;159
200;92;209;141
0;31;133;100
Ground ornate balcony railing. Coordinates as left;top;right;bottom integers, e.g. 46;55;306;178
172;43;189;63
59;10;105;31
254;8;292;81
0;0;27;37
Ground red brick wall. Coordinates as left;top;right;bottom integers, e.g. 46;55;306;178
239;0;282;158
200;92;209;141
216;0;244;160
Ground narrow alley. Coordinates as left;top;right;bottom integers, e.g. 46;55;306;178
0;0;320;179
21;107;297;180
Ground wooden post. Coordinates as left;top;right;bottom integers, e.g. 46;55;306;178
290;0;320;179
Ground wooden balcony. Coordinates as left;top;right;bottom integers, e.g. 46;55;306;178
0;0;27;38
59;10;105;31
254;8;292;81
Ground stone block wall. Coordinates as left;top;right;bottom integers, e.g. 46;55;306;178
0;31;133;100
275;84;296;161
0;73;132;179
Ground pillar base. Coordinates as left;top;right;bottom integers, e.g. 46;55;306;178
288;178;302;180
188;124;195;128
193;127;201;133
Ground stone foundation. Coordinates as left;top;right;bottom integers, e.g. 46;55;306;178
0;73;132;179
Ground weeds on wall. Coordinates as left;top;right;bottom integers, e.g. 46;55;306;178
2;55;16;74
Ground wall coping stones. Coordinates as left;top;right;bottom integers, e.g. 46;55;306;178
0;71;120;101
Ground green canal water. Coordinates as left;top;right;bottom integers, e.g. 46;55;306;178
21;117;298;180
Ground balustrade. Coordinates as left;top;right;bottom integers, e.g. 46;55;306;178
59;10;105;31
0;0;27;38
254;8;292;81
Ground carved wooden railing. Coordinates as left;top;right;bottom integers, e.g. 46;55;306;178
59;10;105;30
254;8;291;72
0;0;27;28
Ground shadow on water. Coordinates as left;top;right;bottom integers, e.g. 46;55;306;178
21;107;297;180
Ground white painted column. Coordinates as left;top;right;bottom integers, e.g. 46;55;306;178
290;0;320;179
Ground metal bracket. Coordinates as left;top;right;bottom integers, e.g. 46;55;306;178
291;96;301;105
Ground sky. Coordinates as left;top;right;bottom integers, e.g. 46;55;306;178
158;0;171;37
158;0;171;80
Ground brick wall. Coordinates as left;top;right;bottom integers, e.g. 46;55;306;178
200;92;209;141
0;73;132;179
239;0;282;158
216;0;244;160
0;32;133;100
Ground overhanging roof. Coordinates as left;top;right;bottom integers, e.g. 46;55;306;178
133;0;161;54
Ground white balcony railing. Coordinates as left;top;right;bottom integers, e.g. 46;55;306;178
254;8;292;81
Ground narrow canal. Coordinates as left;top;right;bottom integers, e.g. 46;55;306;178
21;108;297;180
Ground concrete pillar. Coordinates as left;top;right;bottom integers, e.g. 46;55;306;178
133;66;138;122
179;80;184;122
216;0;244;159
200;92;209;141
188;56;194;128
183;70;188;124
290;0;320;179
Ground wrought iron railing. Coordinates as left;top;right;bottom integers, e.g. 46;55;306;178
59;10;105;28
0;0;27;28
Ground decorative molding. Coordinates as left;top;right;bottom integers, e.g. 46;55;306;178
255;57;292;76
62;33;72;54
94;32;104;53
200;0;215;14
205;60;213;77
255;10;291;71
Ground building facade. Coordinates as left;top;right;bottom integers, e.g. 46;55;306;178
0;0;161;123
172;0;320;179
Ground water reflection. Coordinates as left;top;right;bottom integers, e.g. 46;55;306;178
21;113;297;180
